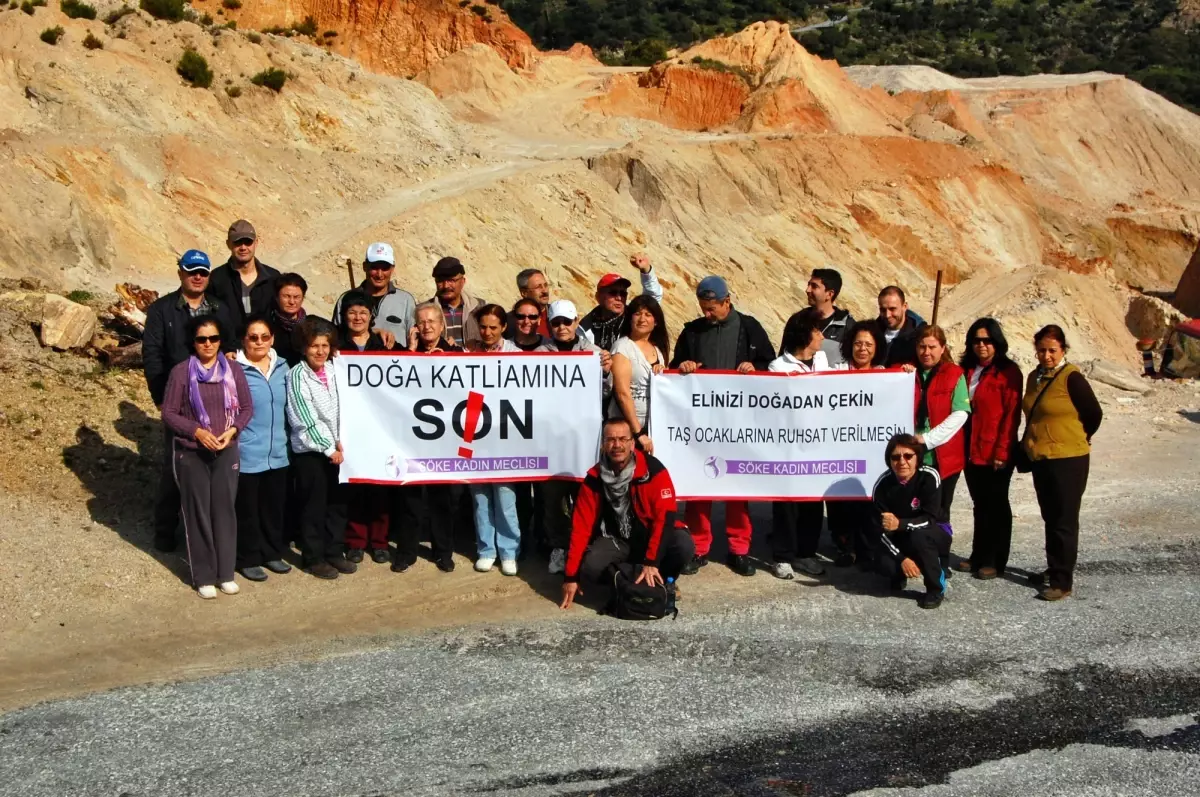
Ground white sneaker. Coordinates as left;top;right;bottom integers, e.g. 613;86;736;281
500;559;518;576
772;561;795;580
218;581;240;595
795;557;826;576
475;557;495;573
197;585;218;599
548;548;566;575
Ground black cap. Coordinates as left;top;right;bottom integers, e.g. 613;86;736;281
432;257;466;280
340;291;372;314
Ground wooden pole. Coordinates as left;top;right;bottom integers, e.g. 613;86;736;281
930;269;944;327
345;257;356;290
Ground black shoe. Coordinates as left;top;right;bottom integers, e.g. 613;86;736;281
346;548;365;564
833;552;855;568
371;548;390;564
727;553;756;577
238;566;269;582
308;561;339;580
856;557;876;572
919;591;945;609
328;556;358;574
680;554;708;576
391;555;416;574
264;559;292;574
1028;570;1047;586
436;555;455;573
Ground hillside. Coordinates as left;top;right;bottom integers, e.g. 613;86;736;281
499;0;1200;112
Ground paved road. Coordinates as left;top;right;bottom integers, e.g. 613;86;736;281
3;455;1199;795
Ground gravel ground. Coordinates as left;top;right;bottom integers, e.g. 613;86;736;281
2;392;1200;797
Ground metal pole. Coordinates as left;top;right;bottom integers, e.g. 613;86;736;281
931;269;944;326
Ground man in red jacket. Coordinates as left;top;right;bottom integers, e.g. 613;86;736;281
560;418;695;609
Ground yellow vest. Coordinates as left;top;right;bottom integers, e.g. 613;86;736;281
1021;363;1091;461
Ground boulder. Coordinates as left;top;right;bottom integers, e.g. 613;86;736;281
40;295;97;350
1125;293;1188;343
1079;358;1152;394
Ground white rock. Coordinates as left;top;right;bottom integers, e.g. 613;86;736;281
40;295;97;350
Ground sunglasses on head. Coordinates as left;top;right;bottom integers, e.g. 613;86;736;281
194;335;221;344
515;314;540;321
890;452;916;462
550;318;574;327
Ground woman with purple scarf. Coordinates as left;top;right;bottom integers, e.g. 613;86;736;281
162;315;254;599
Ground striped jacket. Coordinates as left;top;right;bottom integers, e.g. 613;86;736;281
286;361;340;456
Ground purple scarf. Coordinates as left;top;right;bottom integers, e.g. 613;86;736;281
187;355;240;432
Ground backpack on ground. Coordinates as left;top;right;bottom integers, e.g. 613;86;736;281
606;563;678;621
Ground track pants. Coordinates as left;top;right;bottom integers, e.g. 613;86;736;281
827;500;875;562
392;485;457;565
939;471;961;521
346;484;390;552
878;524;952;594
963;463;1015;573
686;500;752;557
1031;454;1090;591
174;442;239;587
154;426;181;549
543;480;582;551
771;501;823;562
577;528;696;585
235;466;289;569
292;452;348;566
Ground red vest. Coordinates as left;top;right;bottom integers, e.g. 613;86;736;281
914;362;966;478
967;361;1023;466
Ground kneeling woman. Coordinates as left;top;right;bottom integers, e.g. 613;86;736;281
287;317;356;579
162;315;253;599
873;434;951;609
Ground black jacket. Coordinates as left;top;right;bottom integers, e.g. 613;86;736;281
670;310;774;371
142;290;238;405
872;466;946;536
207;259;280;334
883;311;923;367
337;329;391;352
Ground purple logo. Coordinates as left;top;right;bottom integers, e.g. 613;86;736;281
703;456;727;479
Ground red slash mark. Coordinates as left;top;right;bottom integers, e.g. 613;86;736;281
458;390;485;458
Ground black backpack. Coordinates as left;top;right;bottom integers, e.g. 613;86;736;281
606;563;678;621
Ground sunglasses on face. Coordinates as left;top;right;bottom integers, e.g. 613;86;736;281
605;290;628;298
245;334;273;343
972;337;994;345
194;335;221;344
550;318;574;327
232;239;254;247
515;314;539;321
890;452;916;462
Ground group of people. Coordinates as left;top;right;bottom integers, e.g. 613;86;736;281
144;220;1103;610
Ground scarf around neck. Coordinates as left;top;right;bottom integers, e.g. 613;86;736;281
600;455;636;540
187;355;239;432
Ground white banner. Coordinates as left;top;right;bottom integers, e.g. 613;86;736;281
335;351;603;485
649;369;916;500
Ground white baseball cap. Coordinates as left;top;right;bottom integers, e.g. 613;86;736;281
547;299;578;322
365;242;395;265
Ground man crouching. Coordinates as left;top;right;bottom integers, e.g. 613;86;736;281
560;418;695;610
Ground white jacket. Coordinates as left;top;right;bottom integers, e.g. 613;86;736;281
768;350;830;374
286;361;340;456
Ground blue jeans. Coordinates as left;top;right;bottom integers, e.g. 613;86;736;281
470;483;520;561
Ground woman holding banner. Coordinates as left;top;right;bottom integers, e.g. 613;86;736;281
767;309;830;580
467;304;522;574
287;318;356;580
828;320;889;568
336;292;392;565
610;294;669;452
912;325;970;521
395;302;463;573
955;318;1023;580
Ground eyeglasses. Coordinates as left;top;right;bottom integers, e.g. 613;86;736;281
972;337;994;345
435;276;463;285
550;318;574;327
603;436;633;445
515;314;540;321
245;334;273;343
890;452;916;462
852;341;874;348
194;335;221;344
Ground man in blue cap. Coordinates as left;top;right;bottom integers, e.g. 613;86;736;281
670;275;773;577
143;249;239;552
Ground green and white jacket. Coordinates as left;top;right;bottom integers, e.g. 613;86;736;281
286;361;340;457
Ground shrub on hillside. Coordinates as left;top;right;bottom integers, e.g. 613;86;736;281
225;84;241;97
103;5;134;23
139;0;182;21
292;14;316;36
20;1;34;14
60;0;95;18
250;67;287;92
221;0;239;7
246;31;261;43
40;25;64;44
83;31;102;48
176;48;213;87
322;29;336;37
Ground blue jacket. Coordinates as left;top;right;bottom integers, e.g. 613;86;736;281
235;349;289;473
